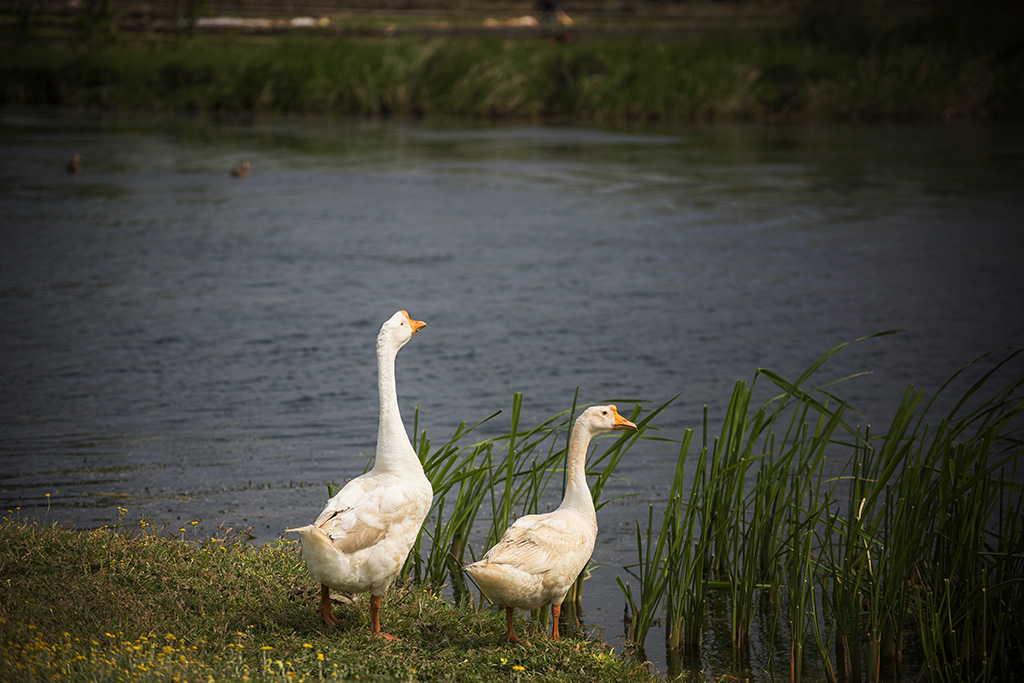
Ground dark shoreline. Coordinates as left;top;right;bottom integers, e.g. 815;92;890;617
3;1;1023;122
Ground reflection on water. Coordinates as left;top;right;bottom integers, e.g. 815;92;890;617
2;108;1023;678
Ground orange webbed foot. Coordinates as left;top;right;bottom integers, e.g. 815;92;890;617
319;605;338;626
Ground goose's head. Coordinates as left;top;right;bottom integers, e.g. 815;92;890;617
378;309;426;352
576;404;637;436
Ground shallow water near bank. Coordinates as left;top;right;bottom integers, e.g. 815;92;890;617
2;108;1023;678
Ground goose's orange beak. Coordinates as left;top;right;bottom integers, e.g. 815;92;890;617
401;310;426;336
610;405;638;431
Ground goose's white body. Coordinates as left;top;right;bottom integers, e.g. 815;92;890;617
287;311;431;633
465;405;636;640
290;469;431;596
465;507;596;611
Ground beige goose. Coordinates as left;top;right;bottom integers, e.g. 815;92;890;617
465;404;637;641
287;310;432;639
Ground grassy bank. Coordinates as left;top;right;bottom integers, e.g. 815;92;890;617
0;514;657;683
2;5;1023;122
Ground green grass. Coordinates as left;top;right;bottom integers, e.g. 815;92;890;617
0;513;658;683
2;4;1022;122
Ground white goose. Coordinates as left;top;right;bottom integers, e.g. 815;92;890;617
465;404;637;641
287;310;432;639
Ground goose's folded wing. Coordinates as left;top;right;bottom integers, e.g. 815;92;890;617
482;515;590;576
314;481;423;555
312;478;368;528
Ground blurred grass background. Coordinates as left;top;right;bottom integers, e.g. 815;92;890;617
1;0;1021;122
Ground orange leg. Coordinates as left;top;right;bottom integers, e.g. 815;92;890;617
505;605;520;642
370;594;397;640
550;604;561;640
319;584;338;626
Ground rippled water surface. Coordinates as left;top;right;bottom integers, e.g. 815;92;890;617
2;109;1023;676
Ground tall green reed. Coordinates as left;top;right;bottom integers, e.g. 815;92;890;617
618;334;874;663
402;406;501;590
906;349;1024;681
619;337;1023;683
815;348;1024;681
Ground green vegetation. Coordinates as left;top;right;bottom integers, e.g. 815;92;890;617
0;512;657;683
618;337;1024;682
1;4;1022;122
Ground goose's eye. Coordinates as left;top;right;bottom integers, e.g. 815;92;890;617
601;411;608;416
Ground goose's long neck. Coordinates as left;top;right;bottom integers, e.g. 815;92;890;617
373;338;419;474
558;426;596;519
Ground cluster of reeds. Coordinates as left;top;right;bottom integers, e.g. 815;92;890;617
617;336;1024;682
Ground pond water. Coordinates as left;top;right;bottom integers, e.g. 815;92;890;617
2;108;1023;678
